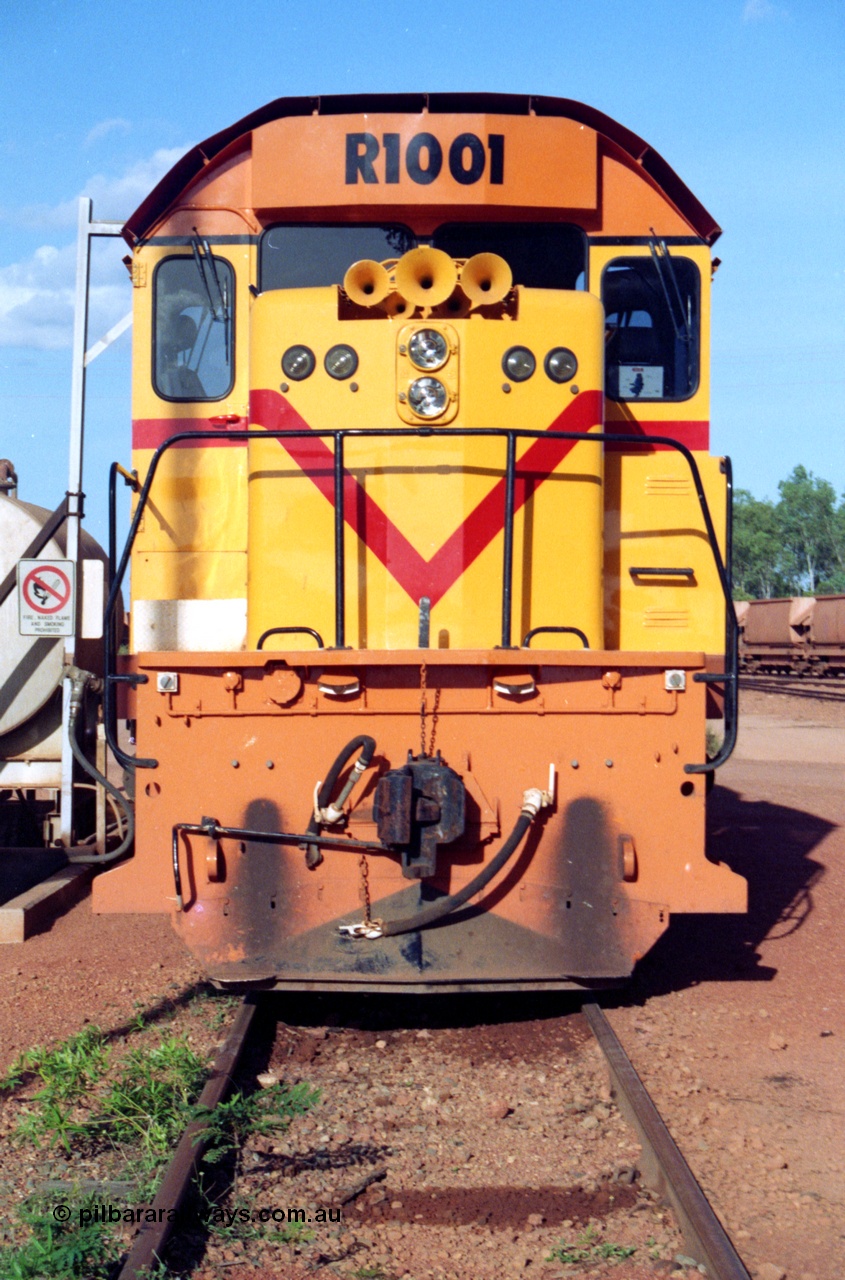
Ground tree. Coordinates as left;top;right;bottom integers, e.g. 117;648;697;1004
775;466;839;593
732;489;785;599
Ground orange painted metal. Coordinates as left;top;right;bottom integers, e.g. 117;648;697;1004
93;650;745;988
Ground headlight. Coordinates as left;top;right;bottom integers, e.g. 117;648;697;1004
281;345;316;380
324;344;358;380
408;328;448;371
544;347;578;383
408;377;449;418
502;346;535;382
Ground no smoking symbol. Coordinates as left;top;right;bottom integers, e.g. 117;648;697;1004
22;565;72;614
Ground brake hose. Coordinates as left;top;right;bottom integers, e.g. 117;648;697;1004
64;667;135;864
304;734;376;868
340;781;553;939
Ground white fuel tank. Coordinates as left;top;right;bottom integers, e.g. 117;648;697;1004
0;498;109;738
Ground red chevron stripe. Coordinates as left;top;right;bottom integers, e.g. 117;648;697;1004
248;389;603;606
131;400;709;605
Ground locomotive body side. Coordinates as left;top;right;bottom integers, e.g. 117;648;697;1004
93;96;745;989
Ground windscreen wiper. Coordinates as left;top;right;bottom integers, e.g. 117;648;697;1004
648;234;691;345
189;227;229;360
190;231;227;323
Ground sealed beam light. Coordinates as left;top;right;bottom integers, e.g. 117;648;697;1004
408;328;449;371
281;345;316;380
502;346;535;382
324;344;358;380
544;347;578;383
408;376;448;418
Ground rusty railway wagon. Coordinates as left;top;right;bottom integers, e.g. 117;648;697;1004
93;93;745;991
738;595;845;676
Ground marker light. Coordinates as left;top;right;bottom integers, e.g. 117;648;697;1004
324;344;358;379
408;329;448;371
408;377;449;418
544;347;578;383
281;345;316;380
502;346;536;382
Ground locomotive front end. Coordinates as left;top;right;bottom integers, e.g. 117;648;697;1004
93;95;745;990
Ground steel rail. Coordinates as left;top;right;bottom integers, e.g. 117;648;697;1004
582;1003;751;1280
116;995;259;1280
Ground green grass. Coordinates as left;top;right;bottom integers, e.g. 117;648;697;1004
194;1079;319;1168
546;1224;637;1265
1;1025;109;1099
0;1002;319;1273
3;1027;110;1152
0;1195;117;1280
89;1035;207;1167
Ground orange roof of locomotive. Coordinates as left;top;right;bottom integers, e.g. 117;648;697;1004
123;92;720;248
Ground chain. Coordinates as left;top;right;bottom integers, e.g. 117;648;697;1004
419;660;441;757
428;686;441;756
358;854;372;926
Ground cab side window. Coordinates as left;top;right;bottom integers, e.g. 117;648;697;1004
602;256;699;401
153;255;234;401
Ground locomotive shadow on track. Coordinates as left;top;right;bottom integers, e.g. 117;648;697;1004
623;781;831;1000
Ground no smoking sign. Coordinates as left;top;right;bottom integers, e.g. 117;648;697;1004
18;559;76;636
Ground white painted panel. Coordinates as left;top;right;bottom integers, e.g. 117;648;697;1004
81;559;104;638
133;598;247;652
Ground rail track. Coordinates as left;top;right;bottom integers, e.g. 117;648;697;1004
116;995;260;1279
117;996;751;1280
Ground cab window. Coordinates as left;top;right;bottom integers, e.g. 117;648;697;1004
602;256;699;401
434;223;586;290
153;254;234;401
259;222;586;291
260;225;415;290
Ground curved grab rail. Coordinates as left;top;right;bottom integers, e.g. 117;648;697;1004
105;424;735;776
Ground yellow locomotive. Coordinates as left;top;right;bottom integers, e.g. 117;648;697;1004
94;93;744;990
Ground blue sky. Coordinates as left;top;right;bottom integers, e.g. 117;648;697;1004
2;0;844;547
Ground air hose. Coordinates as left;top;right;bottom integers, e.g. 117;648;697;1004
378;810;533;937
64;667;135;864
340;780;553;939
305;734;376;868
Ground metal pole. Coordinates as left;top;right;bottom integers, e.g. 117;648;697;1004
501;432;516;648
59;199;125;847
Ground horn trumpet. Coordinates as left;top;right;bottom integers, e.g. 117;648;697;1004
394;247;458;308
343;259;392;308
459;253;512;307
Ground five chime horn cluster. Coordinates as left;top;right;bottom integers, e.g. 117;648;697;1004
343;247;512;315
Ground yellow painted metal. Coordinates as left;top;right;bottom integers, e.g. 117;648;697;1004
604;451;727;654
589;243;724;654
247;280;605;651
128;244;254;647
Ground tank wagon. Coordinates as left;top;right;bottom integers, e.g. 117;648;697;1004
739;595;845;676
62;92;744;991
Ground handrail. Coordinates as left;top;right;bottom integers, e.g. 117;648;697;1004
104;425;734;776
0;496;70;609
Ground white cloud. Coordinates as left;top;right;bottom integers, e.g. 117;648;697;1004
0;239;130;351
0;145;189;349
85;117;132;147
11;146;190;230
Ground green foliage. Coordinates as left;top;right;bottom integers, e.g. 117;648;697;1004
87;1036;207;1167
546;1224;636;1265
1;1026;109;1099
194;1080;319;1166
5;1027;110;1151
734;466;845;598
0;1196;117;1280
